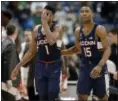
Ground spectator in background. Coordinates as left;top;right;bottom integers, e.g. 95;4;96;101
1;10;21;54
2;24;22;101
20;30;39;101
101;1;118;23
108;28;118;101
7;1;34;30
1;10;12;41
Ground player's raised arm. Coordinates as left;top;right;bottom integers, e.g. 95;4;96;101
61;27;82;56
10;25;38;80
41;11;61;45
96;25;111;67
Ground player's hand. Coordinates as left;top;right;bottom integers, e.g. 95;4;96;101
10;66;19;80
41;11;49;23
113;71;118;80
90;65;102;79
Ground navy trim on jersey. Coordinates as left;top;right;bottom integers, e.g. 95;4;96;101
80;23;98;38
36;21;61;62
79;24;102;63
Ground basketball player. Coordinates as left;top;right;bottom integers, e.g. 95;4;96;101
61;5;111;101
11;5;64;101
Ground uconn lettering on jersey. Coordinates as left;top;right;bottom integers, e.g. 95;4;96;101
80;40;96;46
37;39;48;45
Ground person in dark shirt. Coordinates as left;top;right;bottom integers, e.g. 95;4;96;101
108;28;118;101
2;24;21;101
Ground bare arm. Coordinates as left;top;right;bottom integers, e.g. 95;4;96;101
61;27;81;56
96;25;111;67
61;46;81;56
41;12;62;45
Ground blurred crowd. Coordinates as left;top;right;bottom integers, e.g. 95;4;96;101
1;1;118;43
1;1;118;101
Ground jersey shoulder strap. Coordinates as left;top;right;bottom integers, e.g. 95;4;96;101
37;26;42;36
93;24;101;41
50;21;58;32
79;26;83;33
91;23;98;34
79;26;83;38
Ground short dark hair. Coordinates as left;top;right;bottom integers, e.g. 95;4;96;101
44;5;56;14
2;11;12;20
6;24;16;36
80;3;93;11
109;28;118;35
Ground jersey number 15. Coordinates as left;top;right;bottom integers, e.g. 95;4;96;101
83;47;92;57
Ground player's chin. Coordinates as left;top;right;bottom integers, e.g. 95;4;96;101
82;19;89;23
82;18;90;22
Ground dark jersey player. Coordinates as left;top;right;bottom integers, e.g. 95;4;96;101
61;6;111;101
11;5;64;101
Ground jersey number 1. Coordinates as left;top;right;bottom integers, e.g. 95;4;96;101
84;47;91;57
45;45;49;55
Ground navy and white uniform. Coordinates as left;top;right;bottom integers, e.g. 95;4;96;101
35;22;62;101
77;24;107;98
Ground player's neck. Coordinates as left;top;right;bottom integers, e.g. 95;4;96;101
82;21;94;28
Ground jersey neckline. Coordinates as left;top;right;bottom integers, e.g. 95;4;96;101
80;23;96;38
